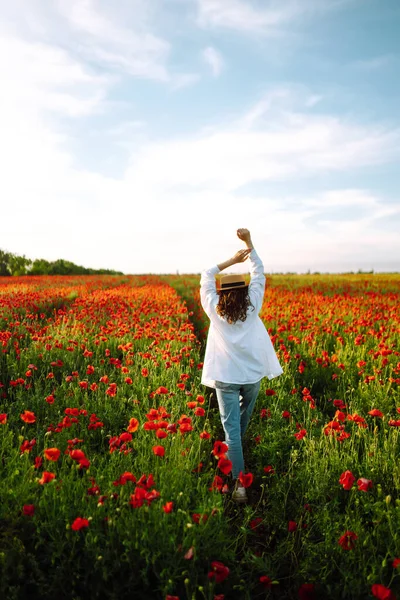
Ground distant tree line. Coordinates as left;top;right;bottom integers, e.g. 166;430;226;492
0;249;123;276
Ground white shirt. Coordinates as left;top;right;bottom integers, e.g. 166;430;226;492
200;248;284;388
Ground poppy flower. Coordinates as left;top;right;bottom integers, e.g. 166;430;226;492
217;457;232;475
0;414;7;424
156;429;168;439
263;465;275;474
200;431;210;439
260;575;273;589
339;470;355;490
20;410;36;424
156;386;168;394
357;477;373;492
338;530;357;550
368;409;384;418
294;429;307;440
44;448;61;461
194;407;205;417
265;389;276;396
208;561;229;583
209;476;223;491
71;517;89;531
45;395;55;404
23;504;35;517
212;441;228;458
371;584;396;600
392;558;400;568
38;472;56;485
153;445;165;457
238;471;253;488
192;513;208;524
163;501;174;513
288;521;297;532
127;418;139;433
298;583;316;599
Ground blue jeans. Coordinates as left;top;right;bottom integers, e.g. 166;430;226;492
214;379;261;479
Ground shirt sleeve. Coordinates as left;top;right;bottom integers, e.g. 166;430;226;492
248;248;266;314
200;265;220;319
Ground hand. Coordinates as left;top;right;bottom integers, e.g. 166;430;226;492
237;228;251;242
231;249;252;264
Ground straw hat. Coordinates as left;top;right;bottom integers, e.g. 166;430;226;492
217;273;247;292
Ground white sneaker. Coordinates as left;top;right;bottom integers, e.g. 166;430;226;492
232;481;247;503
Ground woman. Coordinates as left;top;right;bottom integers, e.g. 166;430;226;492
200;228;283;503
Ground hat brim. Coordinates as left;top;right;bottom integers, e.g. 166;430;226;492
217;283;248;292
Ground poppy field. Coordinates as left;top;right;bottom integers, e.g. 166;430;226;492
1;273;400;600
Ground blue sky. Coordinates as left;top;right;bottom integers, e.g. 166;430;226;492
0;0;399;273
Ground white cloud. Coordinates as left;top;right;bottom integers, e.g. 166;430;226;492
196;0;354;33
202;46;225;77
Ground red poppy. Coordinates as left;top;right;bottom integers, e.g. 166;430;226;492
34;456;43;469
260;575;273;588
127;418;139;432
45;395;55;404
20;410;36;424
282;411;291;419
71;517;89;531
357;477;373;492
368;409;384;418
153;445;165;457
217;457;232;475
44;448;61;461
196;395;205;404
156;386;169;394
23;504;35;517
192;513;208;524
238;471;253;488
298;583;316;599
339;470;355;490
209;475;223;491
156;429;168;439
265;389;276;396
200;431;210;439
0;414;7;424
263;465;275;474
163;501;174;513
294;429;307;440
141;368;149;377
338;530;357;550
194;407;205;417
208;561;229;583
288;521;297;532
249;517;263;530
38;472;56;485
371;584;396;600
212;441;228;458
392;558;400;568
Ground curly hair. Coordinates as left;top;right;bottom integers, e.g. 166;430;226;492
216;286;254;324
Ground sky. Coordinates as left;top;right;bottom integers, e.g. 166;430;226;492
0;0;399;274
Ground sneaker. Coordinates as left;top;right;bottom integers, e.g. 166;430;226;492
232;480;247;504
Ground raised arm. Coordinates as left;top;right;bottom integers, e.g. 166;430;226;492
237;229;265;314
